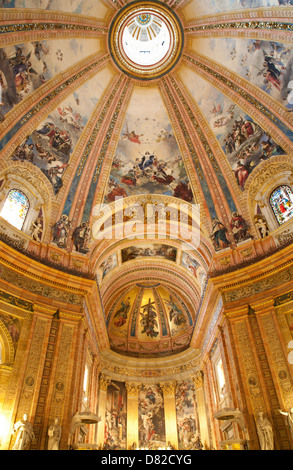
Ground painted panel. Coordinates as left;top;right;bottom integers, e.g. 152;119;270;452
121;244;177;263
138;384;166;448
176;379;198;450
1;0;109;19
182;0;289;21
105;87;194;204
179;65;285;191
104;380;127;450
191;37;293;110
10;66;113;194
0;38;100;117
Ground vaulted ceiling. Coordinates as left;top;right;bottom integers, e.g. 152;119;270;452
0;0;292;358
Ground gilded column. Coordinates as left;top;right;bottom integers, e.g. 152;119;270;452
192;371;210;450
97;373;111;447
125;382;140;450
160;381;178;450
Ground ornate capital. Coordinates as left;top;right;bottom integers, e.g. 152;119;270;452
192;370;204;390
99;373;111;391
160;381;177;397
125;382;141;397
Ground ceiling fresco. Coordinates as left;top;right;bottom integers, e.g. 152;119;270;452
190;38;293;110
0;0;292;357
104;86;194;203
181;0;290;19
106;283;194;357
0;38;101;116
178;65;286;190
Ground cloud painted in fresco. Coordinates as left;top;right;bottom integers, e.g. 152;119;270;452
182;0;285;20
0;38;100;116
191;37;293;109
105;87;194;203
7;0;108;19
179;66;285;191
10;67;113;194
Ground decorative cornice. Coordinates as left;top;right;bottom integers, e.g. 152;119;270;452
222;262;293;304
185;20;293;34
0;289;34;312
125;382;141;397
160;381;177;396
0;22;107;35
99;373;111;391
191;370;204;389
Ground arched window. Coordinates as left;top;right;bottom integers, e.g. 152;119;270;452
0;189;30;230
270;185;293;226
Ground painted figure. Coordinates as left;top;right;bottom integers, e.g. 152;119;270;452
211;219;230;250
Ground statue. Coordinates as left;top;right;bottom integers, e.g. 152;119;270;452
256;411;274;450
30;217;43;241
47;417;62;450
279;407;293;439
254;215;269;239
12;413;35;450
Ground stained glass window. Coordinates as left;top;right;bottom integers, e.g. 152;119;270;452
0;189;29;230
270;185;293;226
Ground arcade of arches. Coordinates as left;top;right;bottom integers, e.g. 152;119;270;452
1;0;293;451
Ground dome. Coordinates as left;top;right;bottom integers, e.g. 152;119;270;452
106;282;195;357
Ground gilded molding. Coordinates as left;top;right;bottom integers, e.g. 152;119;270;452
223;264;293;304
245;156;293;203
100;352;201;379
0;289;34;312
185;20;293;34
0;259;85;305
191;370;204;389
92;77;132;184
160;381;177;396
125;382;141;397
0;23;107;35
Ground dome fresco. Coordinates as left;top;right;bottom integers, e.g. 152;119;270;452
0;0;292;360
106;283;194;357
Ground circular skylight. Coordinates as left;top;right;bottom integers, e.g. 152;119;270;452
109;1;184;80
122;13;171;67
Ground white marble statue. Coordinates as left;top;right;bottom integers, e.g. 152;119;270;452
47;417;62;450
279;407;293;439
256;411;274;450
12;413;35;450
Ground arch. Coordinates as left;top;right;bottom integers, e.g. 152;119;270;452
0;319;15;367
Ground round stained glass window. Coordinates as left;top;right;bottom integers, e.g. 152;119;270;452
109;1;184;80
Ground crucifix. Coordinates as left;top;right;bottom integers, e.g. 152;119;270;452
141;298;156;317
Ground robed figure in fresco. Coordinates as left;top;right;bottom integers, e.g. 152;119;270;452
114;297;131;328
211;218;230;250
